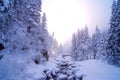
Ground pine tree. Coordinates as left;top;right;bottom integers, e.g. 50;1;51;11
71;33;78;60
77;29;83;60
71;26;91;61
100;31;108;59
92;26;101;59
107;0;120;66
82;26;92;60
41;12;49;51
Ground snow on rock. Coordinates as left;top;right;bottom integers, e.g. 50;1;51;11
25;60;57;80
33;72;46;80
25;58;84;80
57;74;68;80
44;70;52;78
68;74;76;80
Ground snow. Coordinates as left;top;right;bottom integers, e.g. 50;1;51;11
26;59;57;79
24;58;120;80
1;54;120;80
76;60;120;80
3;0;9;7
57;74;67;80
15;55;120;80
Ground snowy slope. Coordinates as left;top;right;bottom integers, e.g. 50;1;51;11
77;60;120;80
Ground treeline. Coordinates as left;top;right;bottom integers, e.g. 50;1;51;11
71;0;120;66
71;26;107;61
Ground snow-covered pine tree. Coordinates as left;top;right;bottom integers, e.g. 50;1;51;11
0;0;51;64
71;26;91;61
41;13;48;49
82;26;92;60
71;33;78;60
107;0;120;66
41;12;52;60
100;31;108;59
92;26;101;59
77;29;83;61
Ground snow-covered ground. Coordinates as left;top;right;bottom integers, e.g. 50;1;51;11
1;55;120;80
76;60;120;80
26;58;120;80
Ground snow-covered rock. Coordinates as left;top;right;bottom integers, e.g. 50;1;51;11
68;74;76;80
57;74;68;80
34;73;46;80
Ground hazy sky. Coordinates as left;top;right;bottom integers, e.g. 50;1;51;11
42;0;113;44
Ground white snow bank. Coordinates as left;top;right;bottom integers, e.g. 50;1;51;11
76;60;120;80
26;60;57;79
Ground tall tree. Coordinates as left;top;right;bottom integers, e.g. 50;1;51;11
71;33;78;60
107;0;120;66
71;26;91;61
41;12;49;51
92;26;101;59
100;31;108;59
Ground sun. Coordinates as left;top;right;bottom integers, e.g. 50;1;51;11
42;0;89;44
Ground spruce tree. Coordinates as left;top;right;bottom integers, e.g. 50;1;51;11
71;33;78;60
71;26;91;61
92;26;101;59
107;0;120;66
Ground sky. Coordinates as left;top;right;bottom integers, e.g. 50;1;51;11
42;0;113;44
